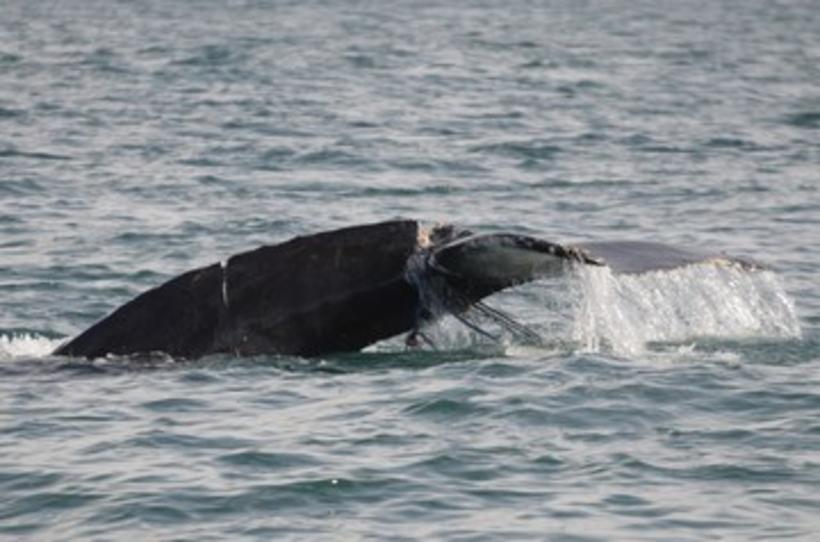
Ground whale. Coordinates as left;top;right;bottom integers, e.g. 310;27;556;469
53;219;758;360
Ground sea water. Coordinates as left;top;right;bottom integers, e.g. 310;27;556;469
1;0;819;540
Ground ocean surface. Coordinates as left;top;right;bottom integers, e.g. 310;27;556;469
1;0;819;539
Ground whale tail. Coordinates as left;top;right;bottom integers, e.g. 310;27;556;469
430;233;759;285
53;220;765;360
415;232;762;345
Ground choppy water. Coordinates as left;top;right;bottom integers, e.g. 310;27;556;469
2;0;819;539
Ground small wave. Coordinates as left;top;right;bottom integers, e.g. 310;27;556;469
0;178;44;197
173;45;245;68
784;111;820;129
0;148;71;161
294;148;366;167
0;107;25;119
0;333;64;361
704;137;765;151
0;52;22;64
345;53;378;69
470;141;562;160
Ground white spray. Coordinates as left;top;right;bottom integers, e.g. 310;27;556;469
566;263;801;355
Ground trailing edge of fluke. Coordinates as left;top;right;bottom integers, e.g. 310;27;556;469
53;219;759;360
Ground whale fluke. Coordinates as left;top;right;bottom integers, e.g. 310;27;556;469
573;240;760;275
53;220;762;360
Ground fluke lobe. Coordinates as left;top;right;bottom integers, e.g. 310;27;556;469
53;220;754;360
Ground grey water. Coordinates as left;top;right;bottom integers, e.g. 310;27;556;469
1;0;819;539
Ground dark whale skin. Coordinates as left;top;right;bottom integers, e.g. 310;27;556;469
54;220;421;359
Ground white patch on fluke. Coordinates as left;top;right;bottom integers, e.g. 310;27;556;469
416;224;433;248
220;259;230;309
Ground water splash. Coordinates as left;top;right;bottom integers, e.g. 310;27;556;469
394;257;801;358
567;264;801;355
0;333;64;361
